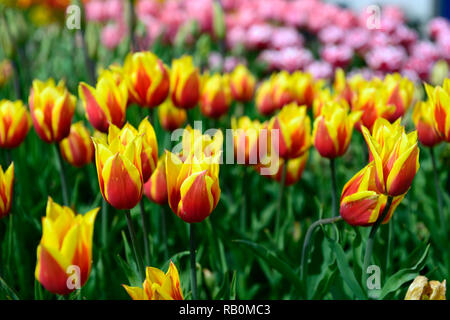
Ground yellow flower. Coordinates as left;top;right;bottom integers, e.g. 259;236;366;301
405;276;446;300
0;100;31;148
0;162;14;219
170;55;200;109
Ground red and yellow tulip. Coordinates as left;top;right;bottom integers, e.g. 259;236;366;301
158;98;187;132
258;151;309;186
92;125;144;210
425;79;450;142
0;100;31;148
269;102;311;159
412;100;443;147
35;197;98;295
255;80;277;116
170;55;200;110
405;276;446;300
144;156;168;205
291;71;315;108
0;163;14;219
29;79;76;143
271;71;295;110
229;64;255;103
79;70;128;133
362;118;420;196
231;116;263;165
382;73;414;122
123;51;170;108
312;102;362;158
200;73;232;119
123;261;183;300
340;163;404;226
59;122;94;168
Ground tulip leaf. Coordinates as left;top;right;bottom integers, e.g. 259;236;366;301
311;262;338;300
0;275;19;300
233;239;305;298
378;243;430;300
230;270;237;300
115;254;142;288
161;251;190;271
327;239;367;300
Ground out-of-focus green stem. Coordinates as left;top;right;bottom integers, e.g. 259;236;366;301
330;158;338;217
274;159;287;244
240;166;247;234
125;210;145;280
430;147;445;238
54;145;69;206
101;198;108;249
128;0;137;52
160;206;168;261
139;201;150;266
189;223;198;299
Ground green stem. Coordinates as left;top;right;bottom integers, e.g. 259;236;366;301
128;0;137;52
362;196;393;295
125;210;145;280
189;223;198;299
274;159;288;243
54;145;69;206
386;218;393;274
101;198;108;249
330;158;338;217
300;216;343;281
139;201;150;266
160;206;168;261
430;147;445;238
240;166;247;234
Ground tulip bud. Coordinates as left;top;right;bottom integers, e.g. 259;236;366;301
312;102;362;158
35;197;99;295
123;261;184;300
93;125;144;210
59;122;94;168
425;79;450;142
340;163;404;226
269;102;311;159
271;71;295;110
255;81;277;116
382;73;414;122
229;64;255;103
271;152;309;186
231;116;266;165
123;51;170;108
362;118;420;196
0;60;13;87
0;163;14;219
412;101;442;147
291;71;315;108
170;55;200;110
79;70;128;133
0;100;31;148
200;73;232;119
144;156;167;205
405;276;446;300
157;98;187;132
29;79;76;143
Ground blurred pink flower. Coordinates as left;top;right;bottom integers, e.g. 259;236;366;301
246;24;274;50
392;25;418;48
318;26;344;45
85;0;108;22
270;27;304;49
344;27;370;54
224;56;246;73
321;45;353;69
101;22;126;49
306;61;333;80
277;47;313;72
227;27;246;50
136;0;161;17
185;0;213;33
365;46;407;73
428;17;450;40
403;57;433;81
258;50;281;71
105;0;123;21
410;41;440;62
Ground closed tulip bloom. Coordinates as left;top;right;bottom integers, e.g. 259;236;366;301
231;116;263;165
362;118;420;196
405;276;446;300
382;73;414;122
270;151;309;186
35;197;99;295
123;51;170;108
425;79;450;142
180;125;223;162
269;102;311;159
0;100;31;148
79;70;128;133
256;81;277;116
29;79;76;143
0;163;14;219
144;156;167;205
229;64;255;102
313;102;362;158
123;261;183;300
170;55;200;110
412;101;442;147
158;98;187;132
271;71;295;110
59;122;94;168
291;71;315;108
340;163;404;226
93;125;144;210
200;73;232;119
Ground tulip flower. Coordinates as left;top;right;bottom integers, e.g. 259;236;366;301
291;71;315;108
270;71;295;110
257;151;308;186
362;118;420;196
158;98;187;132
340;163;404;226
412;101;443;147
312;102;362;158
200;73;232;119
123;261;184;300
35;197;98;295
425;79;450;142
79;70;128;133
144;156;167;205
29;79;76;143
229;64;255;102
0;100;31;148
231;116;264;165
180;125;223;162
0;163;14;219
269;102;311;159
405;276;446;300
382;73;414;122
92;125;144;210
256;80;277;116
333;69;366;108
59;122;94;168
123;51;170;108
170;55;200;109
